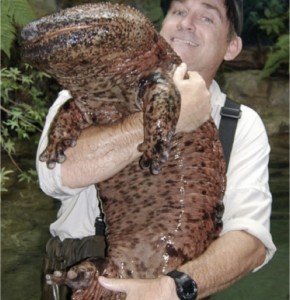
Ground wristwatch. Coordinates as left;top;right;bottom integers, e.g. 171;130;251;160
167;270;198;300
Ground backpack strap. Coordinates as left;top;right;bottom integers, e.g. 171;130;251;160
219;97;242;171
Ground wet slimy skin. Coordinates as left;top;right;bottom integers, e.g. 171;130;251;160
22;3;226;299
21;2;182;174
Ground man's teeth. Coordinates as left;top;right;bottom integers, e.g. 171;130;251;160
172;38;198;46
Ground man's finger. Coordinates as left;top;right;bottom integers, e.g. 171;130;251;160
187;70;202;81
98;276;129;293
173;62;187;82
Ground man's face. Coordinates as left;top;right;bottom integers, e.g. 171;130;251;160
160;0;240;84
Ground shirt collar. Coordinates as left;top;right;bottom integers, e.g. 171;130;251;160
209;80;227;127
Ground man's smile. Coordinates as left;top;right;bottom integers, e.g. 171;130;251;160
170;37;199;47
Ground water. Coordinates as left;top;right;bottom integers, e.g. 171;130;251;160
1;180;59;300
1;133;289;300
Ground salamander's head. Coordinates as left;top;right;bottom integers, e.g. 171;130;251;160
21;3;155;80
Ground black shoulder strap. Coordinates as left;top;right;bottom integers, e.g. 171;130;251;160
219;97;242;171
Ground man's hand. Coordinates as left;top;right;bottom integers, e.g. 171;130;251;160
173;63;211;133
98;275;179;300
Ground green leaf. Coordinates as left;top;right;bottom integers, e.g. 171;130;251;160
264;8;271;18
4;119;19;130
1;0;36;57
3;0;36;26
1;67;21;80
260;34;289;78
0;167;14;192
20;74;33;85
1;139;16;154
18;169;37;183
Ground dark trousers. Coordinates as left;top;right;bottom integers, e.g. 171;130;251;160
41;235;106;300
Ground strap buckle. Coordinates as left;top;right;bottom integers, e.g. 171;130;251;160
95;216;105;236
220;107;242;119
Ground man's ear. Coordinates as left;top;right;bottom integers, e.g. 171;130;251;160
224;36;243;61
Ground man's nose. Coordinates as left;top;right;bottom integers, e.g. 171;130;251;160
177;14;196;31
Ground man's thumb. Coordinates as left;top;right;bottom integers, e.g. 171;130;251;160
98;276;128;293
173;62;187;83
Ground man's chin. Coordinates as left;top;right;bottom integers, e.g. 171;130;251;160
170;40;197;55
171;46;196;63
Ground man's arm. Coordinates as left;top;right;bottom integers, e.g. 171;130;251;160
179;231;266;298
61;63;211;188
61;113;144;188
98;231;266;300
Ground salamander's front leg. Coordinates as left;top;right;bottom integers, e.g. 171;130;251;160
39;99;92;169
138;73;181;174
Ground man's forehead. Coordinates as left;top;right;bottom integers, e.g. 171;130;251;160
171;0;226;7
170;0;227;18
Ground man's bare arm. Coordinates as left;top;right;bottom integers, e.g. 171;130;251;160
99;231;266;300
61;64;211;188
178;230;266;298
61;113;144;188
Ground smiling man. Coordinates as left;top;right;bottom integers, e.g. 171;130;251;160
37;0;276;299
160;0;242;86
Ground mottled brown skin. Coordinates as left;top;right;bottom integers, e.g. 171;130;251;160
21;2;181;173
22;3;226;299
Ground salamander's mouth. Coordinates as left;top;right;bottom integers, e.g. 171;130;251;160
21;23;92;42
45;25;92;40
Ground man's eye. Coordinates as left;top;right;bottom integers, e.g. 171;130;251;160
173;10;187;17
202;16;213;23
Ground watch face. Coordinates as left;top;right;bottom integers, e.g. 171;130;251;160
167;270;198;300
183;280;197;299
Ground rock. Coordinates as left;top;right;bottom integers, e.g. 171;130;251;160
219;70;289;136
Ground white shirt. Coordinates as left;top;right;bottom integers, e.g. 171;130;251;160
36;82;276;270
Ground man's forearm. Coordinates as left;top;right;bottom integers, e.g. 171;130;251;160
178;231;266;299
61;113;144;188
60;65;211;189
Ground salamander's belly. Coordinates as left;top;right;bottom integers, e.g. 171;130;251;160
98;119;226;278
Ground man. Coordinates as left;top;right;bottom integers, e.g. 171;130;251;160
37;0;276;299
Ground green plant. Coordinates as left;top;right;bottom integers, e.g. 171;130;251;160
1;0;35;58
260;34;289;78
0;168;14;192
257;3;289;78
1;64;52;191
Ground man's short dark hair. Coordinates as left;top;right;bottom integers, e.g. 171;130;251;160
160;0;243;36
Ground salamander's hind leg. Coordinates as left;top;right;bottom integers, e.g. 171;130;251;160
39;99;92;169
138;72;181;174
